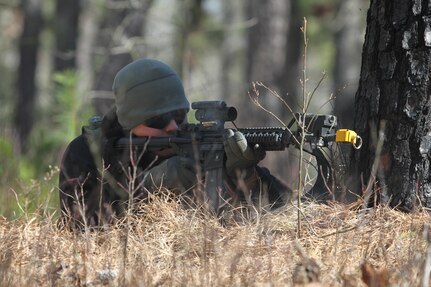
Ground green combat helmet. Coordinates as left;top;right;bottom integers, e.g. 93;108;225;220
112;58;190;130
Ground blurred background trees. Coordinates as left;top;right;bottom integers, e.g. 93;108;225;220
0;0;368;215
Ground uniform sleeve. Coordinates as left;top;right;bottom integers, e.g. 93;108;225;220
58;136;106;228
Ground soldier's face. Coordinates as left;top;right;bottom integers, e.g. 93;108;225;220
132;109;187;137
131;119;179;137
132;120;179;157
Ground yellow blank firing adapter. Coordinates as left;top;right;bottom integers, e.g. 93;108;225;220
336;129;362;149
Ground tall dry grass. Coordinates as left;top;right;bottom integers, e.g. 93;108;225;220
0;192;429;287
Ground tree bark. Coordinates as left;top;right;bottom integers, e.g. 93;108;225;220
220;1;246;106
54;0;81;71
246;0;291;121
351;0;431;210
332;0;365;129
282;0;302;109
76;0;100;102
174;0;204;82
92;0;153;115
245;0;302;187
220;1;235;104
13;0;42;153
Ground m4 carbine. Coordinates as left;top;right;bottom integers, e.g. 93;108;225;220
115;100;361;211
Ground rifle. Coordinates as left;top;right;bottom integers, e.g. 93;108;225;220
115;100;361;211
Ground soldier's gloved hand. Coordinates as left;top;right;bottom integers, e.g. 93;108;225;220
224;129;266;178
143;156;197;191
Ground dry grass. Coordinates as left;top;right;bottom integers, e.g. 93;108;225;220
0;194;430;287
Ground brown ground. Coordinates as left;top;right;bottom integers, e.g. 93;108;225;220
0;195;429;286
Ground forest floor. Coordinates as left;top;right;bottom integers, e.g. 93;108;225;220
0;193;429;286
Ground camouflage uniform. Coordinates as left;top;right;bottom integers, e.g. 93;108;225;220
59;59;291;229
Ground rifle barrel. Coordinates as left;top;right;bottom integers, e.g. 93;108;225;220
115;137;192;149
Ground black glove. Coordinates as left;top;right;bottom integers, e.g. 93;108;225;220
223;129;266;178
143;156;197;192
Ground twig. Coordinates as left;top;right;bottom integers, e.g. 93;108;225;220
319;225;358;238
361;121;386;213
290;203;319;238
297;17;309;238
422;225;431;287
305;72;327;112
248;83;300;146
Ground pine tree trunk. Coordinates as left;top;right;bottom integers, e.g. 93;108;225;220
54;0;81;71
174;0;204;83
220;0;247;107
92;0;153;115
333;0;365;129
351;0;431;210
245;0;299;187
220;1;236;104
246;0;290;120
13;0;43;153
282;0;302;109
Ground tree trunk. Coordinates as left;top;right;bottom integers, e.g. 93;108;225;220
351;0;431;210
76;0;101;103
246;0;291;121
220;1;236;104
92;0;153;115
13;0;43;153
174;0;204;84
54;0;81;71
282;0;302;109
220;1;246;106
333;0;366;129
245;0;301;188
